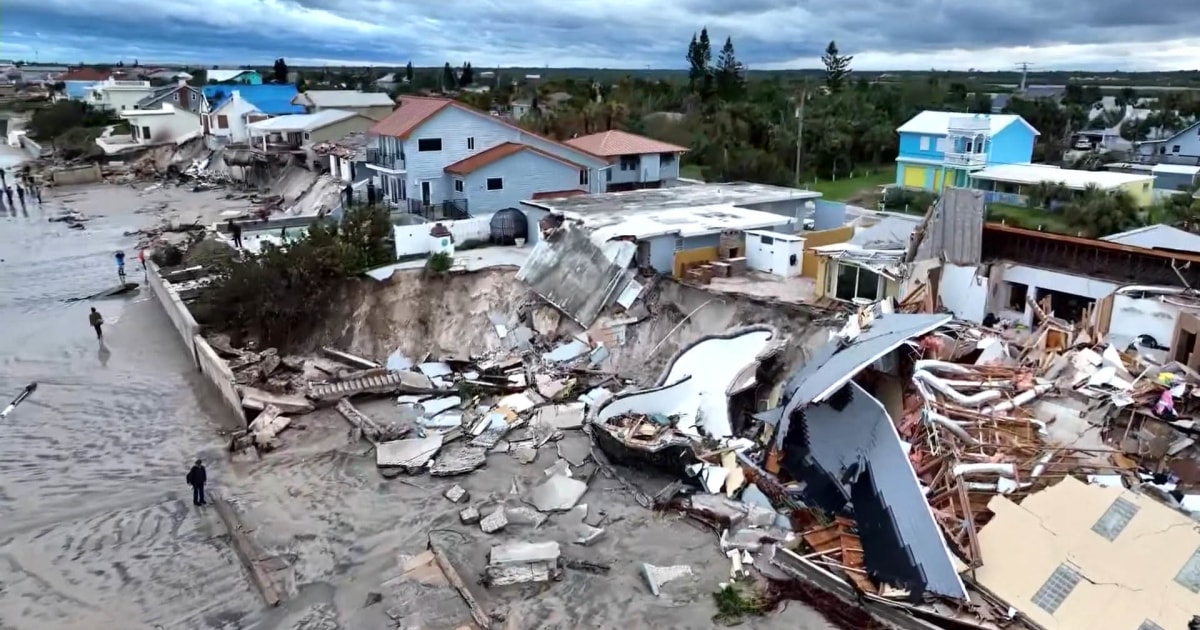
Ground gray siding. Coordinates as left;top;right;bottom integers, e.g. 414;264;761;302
647;235;676;273
1155;172;1197;193
462;150;583;215
400;106;607;202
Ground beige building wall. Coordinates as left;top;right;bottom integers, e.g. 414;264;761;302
975;476;1200;630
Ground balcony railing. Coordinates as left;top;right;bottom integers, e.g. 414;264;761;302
947;116;991;134
943;152;988;168
366;148;405;171
405;198;469;220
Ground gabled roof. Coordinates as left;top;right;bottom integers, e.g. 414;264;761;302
57;68;111;82
370;95;607;165
205;84;304;116
137;84;201;109
207;69;258;83
1147;119;1200;144
897;110;1041;137
564;130;688;157
294;90;394;108
444;142;585;175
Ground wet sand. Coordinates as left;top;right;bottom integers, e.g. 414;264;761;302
0;151;836;628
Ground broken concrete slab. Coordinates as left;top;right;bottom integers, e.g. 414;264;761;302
239;386;314;414
484;541;562;586
377;435;444;471
528;473;588;512
421;396;463;417
533;402;586;430
504;505;549;528
561;504;605;546
417;362;453;378
513;445;538;465
641;563;693;597
544;339;590;363
430;446;487;476
544;459;572;478
444;484;470;503
480;506;508;534
459;506;481;525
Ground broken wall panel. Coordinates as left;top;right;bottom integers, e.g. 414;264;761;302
515;223;635;327
782;381;968;601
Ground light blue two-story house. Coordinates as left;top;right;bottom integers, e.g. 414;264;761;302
895;111;1040;192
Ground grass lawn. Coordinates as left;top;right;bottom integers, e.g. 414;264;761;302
806;170;895;203
680;164;705;180
986;203;1076;235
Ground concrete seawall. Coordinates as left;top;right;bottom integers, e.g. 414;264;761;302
146;261;245;424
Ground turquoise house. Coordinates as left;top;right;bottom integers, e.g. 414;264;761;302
895;111;1039;192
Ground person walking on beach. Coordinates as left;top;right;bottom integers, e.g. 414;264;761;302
228;220;243;249
3;186;12;207
15;186;24;207
186;459;207;506
114;250;126;282
89;307;104;339
138;248;147;272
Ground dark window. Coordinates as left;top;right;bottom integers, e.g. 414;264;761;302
1007;282;1028;311
760;235;775;245
141;126;151;140
454;179;464;193
606;169;612;181
467;137;475;150
1173;145;1182;153
835;263;881;302
418;138;442;152
620;156;638;171
579;169;589;186
486;177;503;191
217;114;228;129
660;152;676;165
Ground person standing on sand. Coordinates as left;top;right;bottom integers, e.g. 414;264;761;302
3;186;12;207
89;307;104;339
186;459;207;505
15;186;24;207
228;220;243;249
138;248;147;272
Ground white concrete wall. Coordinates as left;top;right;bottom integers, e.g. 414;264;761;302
146;261;199;355
939;263;989;322
93;86;156;111
1108;294;1189;351
206;93;258;143
393;215;493;257
990;263;1120;326
127;108;201;144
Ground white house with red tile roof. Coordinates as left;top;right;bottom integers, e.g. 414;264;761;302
564;130;688;192
366;95;610;217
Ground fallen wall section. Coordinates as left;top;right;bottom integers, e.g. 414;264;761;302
50;164;102;186
147;261;244;423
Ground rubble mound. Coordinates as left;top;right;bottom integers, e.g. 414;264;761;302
183;236;238;268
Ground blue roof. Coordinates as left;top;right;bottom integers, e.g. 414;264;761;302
204;84;305;116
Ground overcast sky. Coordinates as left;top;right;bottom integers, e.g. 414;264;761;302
2;0;1198;71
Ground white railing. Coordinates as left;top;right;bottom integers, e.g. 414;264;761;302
943;152;988;168
947;116;990;134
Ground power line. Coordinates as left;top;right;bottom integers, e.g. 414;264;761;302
1015;62;1034;93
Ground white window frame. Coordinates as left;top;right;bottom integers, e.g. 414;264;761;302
832;262;884;302
920;136;932;151
935;137;950;153
454;179;464;193
579;169;589;186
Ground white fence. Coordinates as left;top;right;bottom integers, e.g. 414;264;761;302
393;214;493;257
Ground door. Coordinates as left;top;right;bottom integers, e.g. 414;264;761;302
420;181;432;205
902;165;927;189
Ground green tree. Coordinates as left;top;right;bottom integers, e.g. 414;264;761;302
697;28;713;95
459;62;474;87
1062;186;1143;238
272;58;289;84
715;36;744;101
405;61;414;83
28;101;112;140
198;205;393;349
442;63;456;91
968;92;993;114
822;41;853;92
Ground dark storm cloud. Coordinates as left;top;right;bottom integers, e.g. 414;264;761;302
1;0;1197;68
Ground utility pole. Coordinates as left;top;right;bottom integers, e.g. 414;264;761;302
1016;62;1032;94
794;87;807;187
